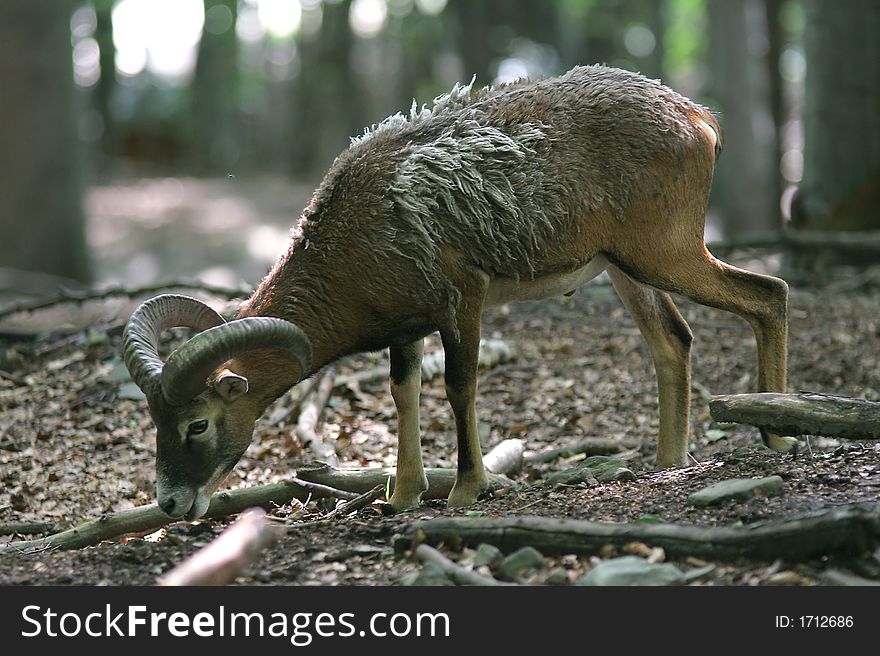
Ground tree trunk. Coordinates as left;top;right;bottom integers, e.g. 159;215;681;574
406;505;880;562
707;0;776;239
91;0;117;177
291;0;354;178
793;0;880;232
643;0;667;80
448;0;493;84
190;0;240;174
764;0;785;220
0;0;91;283
561;0;617;72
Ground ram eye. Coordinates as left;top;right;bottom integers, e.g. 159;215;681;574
187;419;209;437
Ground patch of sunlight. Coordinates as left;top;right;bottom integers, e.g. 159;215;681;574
256;0;302;39
247;224;291;263
198;266;242;289
350;0;388;39
112;0;204;82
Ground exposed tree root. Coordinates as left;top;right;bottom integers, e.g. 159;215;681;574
405;505;880;562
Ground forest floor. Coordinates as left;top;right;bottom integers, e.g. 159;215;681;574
1;177;878;587
1;272;878;586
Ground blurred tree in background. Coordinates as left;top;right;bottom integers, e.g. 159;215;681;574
0;0;92;284
794;0;880;232
191;0;241;174
707;0;775;237
0;0;876;289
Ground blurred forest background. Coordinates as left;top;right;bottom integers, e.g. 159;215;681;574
0;0;878;299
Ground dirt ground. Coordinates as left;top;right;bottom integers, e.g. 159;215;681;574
2;257;878;586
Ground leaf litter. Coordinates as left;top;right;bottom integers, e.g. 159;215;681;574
1;280;879;586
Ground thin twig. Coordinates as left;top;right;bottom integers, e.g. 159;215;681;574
322;484;385;521
289;476;360;501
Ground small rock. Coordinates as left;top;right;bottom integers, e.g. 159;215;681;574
404;562;454;586
611;467;637;482
545;456;631;487
545;467;598;488
397;572;419;586
497;546;546;581
576;556;685;586
543;567;569;586
688;476;785;507
473;543;503;569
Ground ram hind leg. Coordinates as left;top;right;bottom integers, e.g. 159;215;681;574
617;241;794;454
607;266;693;467
389;339;429;510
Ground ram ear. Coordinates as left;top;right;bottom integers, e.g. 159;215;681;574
214;369;249;402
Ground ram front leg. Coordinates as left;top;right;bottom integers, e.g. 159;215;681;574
389;339;429;510
441;288;490;507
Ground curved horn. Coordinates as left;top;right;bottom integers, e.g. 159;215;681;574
122;294;226;399
160;317;312;405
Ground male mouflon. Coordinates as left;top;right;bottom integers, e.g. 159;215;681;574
123;65;791;520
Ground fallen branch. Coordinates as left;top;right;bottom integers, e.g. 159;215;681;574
419;339;512;380
483;439;524;475
524;437;644;464
784;227;880;258
333;366;386;390
412;544;513;586
705;229;880;260
264;377;322;427
406;505;880;562
0;477;333;554
296;463;516;500
296;368;338;465
0;521;56;536
0;279;251;321
705;232;783;256
1;465;516;553
156;508;280;586
709;392;880;440
334;339;512;389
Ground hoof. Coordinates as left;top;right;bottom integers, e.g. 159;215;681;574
388;491;424;512
447;477;488;508
389;473;428;511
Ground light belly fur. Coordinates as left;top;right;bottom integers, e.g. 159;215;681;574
484;255;608;307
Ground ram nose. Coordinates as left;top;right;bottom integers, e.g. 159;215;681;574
157;489;195;519
159;497;182;517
